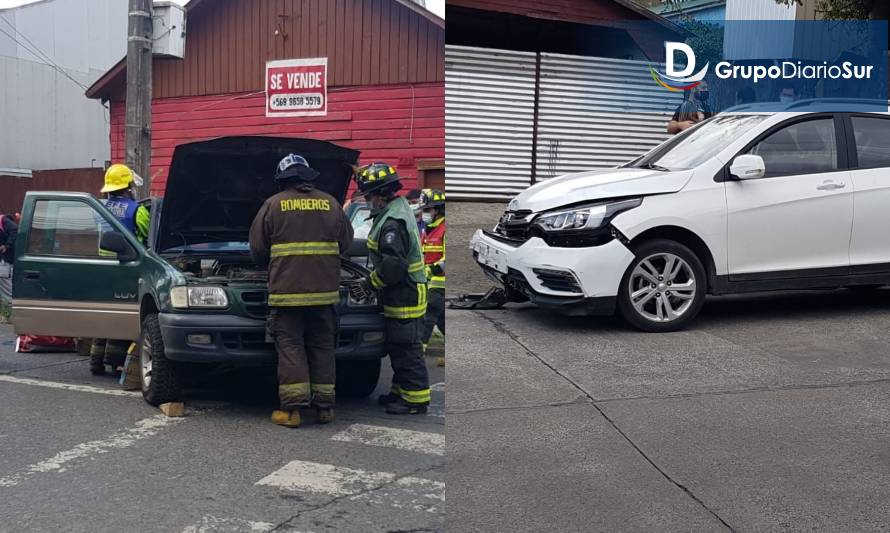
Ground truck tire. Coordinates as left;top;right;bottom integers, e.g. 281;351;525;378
139;313;182;406
336;359;382;398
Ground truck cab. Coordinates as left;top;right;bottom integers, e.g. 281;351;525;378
11;137;386;405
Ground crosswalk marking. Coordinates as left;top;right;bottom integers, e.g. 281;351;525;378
0;415;183;488
255;460;444;499
181;516;275;532
0;374;142;398
330;424;444;456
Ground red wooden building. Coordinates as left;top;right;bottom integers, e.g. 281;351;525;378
86;0;445;196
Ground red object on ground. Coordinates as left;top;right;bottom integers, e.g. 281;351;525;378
15;335;75;353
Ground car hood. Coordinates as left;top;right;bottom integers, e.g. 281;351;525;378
510;168;693;213
157;136;359;251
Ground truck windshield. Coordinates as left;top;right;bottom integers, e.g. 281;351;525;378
626;114;768;171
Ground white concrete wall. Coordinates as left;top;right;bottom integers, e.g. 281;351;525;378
0;0;126;172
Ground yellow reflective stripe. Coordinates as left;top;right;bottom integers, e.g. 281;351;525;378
310;383;335;394
422;245;445;252
279;382;311;400
367;237;378;251
271;241;339;258
429;277;445;290
370;271;385;289
397;386;431;404
408;260;425;273
268;291;340;306
383;305;426;319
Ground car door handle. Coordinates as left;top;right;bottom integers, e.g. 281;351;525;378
817;180;846;191
23;270;40;280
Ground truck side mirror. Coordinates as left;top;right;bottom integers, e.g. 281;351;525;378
730;154;766;180
100;231;139;262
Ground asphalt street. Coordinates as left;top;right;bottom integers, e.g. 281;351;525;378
0;324;444;533
446;201;890;532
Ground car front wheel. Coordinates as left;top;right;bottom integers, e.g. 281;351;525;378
139;313;182;405
617;239;707;332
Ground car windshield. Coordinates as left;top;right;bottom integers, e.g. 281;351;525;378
626;114;768;171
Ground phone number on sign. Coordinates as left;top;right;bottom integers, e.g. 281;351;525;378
270;93;324;110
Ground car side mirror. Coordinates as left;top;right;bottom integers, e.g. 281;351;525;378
730;154;766;180
100;231;138;262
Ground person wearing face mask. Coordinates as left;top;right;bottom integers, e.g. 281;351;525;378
667;80;714;135
778;84;799;103
419;189;445;367
405;188;425;236
351;163;430;415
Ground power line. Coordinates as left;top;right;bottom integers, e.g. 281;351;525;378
0;17;88;91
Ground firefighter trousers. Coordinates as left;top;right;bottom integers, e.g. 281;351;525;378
268;305;336;410
385;317;431;405
421;288;445;344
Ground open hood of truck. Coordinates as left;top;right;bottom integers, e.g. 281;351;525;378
156;136;359;251
510;167;694;213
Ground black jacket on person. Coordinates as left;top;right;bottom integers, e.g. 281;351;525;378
0;215;17;263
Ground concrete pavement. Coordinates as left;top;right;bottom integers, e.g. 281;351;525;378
446;291;890;532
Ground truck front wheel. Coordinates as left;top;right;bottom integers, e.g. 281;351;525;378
336;359;382;398
139;313;182;406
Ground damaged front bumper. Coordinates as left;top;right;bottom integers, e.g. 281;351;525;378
470;229;634;316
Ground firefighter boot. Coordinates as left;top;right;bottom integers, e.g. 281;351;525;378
378;390;401;406
316;407;335;424
385;398;428;415
271;409;302;428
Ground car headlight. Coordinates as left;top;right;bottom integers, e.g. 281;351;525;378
534;198;642;232
170;286;229;309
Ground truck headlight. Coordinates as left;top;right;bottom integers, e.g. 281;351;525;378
347;288;378;307
535;198;642;231
171;286;229;309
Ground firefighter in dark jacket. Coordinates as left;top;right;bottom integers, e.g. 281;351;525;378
352;163;431;415
249;154;353;428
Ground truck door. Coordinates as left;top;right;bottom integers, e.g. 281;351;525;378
12;193;144;341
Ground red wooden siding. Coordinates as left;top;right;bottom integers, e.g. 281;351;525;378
109;82;444;195
90;0;444;101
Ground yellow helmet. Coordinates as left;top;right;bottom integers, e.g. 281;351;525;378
101;164;143;194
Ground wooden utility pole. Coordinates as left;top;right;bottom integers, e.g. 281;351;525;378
126;0;153;198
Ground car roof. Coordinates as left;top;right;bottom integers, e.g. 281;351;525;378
723;98;890;114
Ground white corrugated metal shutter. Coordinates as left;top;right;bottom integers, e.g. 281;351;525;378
445;45;537;199
535;53;683;180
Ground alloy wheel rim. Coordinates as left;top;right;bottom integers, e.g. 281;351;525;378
628;252;696;323
140;335;153;388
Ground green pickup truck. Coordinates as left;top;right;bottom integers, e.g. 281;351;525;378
11;137;385;405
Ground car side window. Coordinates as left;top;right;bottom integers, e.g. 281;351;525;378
26;200;116;259
851;116;890;170
748;119;838;178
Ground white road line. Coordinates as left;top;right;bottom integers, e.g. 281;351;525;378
0;414;183;488
181;516;275;533
0;375;142;398
256;460;444;499
430;382;445;392
330;424;444;456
